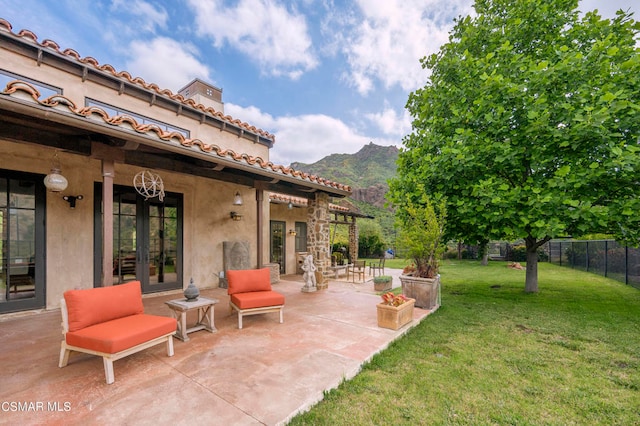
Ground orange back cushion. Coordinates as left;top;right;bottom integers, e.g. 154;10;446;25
227;268;272;295
64;281;144;332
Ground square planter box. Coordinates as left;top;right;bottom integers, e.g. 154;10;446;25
373;279;392;292
376;298;415;330
400;275;440;309
374;282;392;292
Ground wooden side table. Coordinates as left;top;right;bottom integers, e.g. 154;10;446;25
165;297;219;342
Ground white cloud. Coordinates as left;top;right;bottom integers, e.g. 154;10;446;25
365;105;412;137
325;0;636;94
341;0;474;95
110;0;168;33
125;37;211;92
338;0;636;95
579;0;637;18
224;104;277;134
225;103;396;166
187;0;318;79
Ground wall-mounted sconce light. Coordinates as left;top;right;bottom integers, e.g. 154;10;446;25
63;195;83;209
233;192;243;206
230;211;243;221
43;152;68;192
287;201;293;209
288;229;297;236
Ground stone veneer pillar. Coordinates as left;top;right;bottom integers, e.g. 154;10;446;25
349;217;358;263
307;192;330;289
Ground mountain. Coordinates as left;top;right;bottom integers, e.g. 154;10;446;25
290;142;399;207
290;142;400;245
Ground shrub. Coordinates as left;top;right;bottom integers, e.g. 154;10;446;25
373;275;392;284
507;244;548;262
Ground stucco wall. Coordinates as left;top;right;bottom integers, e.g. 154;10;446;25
1;35;342;315
0;139;268;310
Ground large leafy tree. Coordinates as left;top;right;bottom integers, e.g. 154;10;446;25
389;0;640;292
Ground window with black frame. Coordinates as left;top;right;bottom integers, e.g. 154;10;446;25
0;171;46;313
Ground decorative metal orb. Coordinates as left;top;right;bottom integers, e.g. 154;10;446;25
133;170;165;201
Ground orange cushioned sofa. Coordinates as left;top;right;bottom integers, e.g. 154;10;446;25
59;281;177;384
226;268;285;329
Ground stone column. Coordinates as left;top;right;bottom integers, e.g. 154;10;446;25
307;192;330;289
349;217;358;263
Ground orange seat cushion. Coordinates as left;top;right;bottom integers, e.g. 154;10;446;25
65;314;177;354
64;281;144;332
230;290;285;309
226;268;272;295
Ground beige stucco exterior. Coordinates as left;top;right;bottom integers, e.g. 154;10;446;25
0;19;351;315
0;140;270;309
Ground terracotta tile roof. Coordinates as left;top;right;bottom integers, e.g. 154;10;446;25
1;80;351;192
0;18;275;143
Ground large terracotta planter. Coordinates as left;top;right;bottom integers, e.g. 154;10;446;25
376;298;415;330
399;274;440;310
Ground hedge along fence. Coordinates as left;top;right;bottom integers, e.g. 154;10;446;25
546;240;640;290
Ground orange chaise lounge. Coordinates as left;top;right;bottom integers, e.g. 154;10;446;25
226;268;285;329
59;281;177;384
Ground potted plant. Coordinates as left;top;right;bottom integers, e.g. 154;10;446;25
373;275;393;292
396;196;446;310
376;292;415;330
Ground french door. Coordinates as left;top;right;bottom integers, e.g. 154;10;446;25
94;184;182;293
0;171;45;313
270;220;285;274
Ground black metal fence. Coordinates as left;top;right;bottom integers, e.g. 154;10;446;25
546;240;640;289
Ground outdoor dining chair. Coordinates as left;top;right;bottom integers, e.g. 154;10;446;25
350;260;366;283
369;257;385;277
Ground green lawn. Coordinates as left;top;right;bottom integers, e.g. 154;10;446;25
362;257;412;270
289;260;640;425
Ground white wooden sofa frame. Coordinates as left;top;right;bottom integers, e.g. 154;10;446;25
58;298;175;385
229;301;284;329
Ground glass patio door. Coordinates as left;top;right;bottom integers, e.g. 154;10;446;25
96;184;182;293
0;172;45;313
146;199;181;292
112;190;137;285
270;220;285;274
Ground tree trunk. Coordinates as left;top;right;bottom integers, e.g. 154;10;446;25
525;239;538;293
479;240;489;266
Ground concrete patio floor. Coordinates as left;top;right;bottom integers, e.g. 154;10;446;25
0;268;436;425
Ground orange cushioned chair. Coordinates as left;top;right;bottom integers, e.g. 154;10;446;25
59;281;177;384
226;268;285;329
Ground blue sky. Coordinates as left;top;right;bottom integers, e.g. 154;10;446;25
1;0;637;166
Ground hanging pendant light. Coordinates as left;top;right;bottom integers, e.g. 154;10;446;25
43;152;68;192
